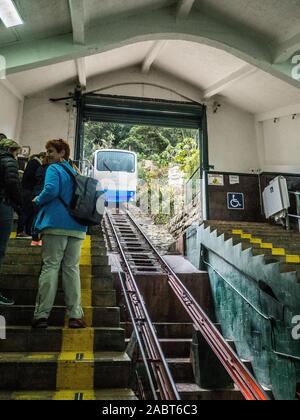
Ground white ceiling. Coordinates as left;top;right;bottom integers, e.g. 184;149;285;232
195;0;300;44
7;39;300;116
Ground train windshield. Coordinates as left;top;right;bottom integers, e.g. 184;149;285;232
97;151;135;173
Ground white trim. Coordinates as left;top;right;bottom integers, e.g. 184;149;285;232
75;57;87;88
176;0;195;19
141;41;168;74
68;0;85;45
204;65;257;99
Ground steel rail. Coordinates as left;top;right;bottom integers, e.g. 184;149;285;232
126;210;270;401
106;211;180;401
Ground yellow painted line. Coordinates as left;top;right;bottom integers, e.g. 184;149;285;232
232;230;243;235
56;353;94;390
25;354;56;361
286;255;300;264
56;235;95;395
53;391;95;401
61;329;94;353
241;234;252;239
80;255;92;266
260;243;273;250
9;232;16;239
12;392;53;401
272;248;286;256
83;307;93;328
81;289;92;307
250;238;263;244
58;352;94;362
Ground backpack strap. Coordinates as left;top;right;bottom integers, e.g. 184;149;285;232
57;162;77;179
57;162;76;209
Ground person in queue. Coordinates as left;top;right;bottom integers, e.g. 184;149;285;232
32;139;87;329
0;139;22;306
17;152;46;239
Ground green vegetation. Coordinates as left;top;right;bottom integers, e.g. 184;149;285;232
84;122;200;224
84;122;199;179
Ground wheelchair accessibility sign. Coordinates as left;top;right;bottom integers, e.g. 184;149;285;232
227;193;244;210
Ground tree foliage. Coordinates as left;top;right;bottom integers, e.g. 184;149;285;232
83;121;200;177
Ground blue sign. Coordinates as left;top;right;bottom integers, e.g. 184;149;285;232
227;193;244;210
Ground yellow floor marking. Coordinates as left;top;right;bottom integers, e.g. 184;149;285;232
58;352;94;362
232;229;243;235
56;235;95;396
272;248;286;256
12;392;53;401
53;391;95;400
81;289;92;307
56;358;94;390
80;255;92;266
241;234;252;239
25;354;56;361
260;243;273;249
83;307;93;328
250;238;263;244
9;232;16;239
61;329;94;353
286;255;300;264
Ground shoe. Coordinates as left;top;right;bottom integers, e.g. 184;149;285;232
38;240;43;247
69;318;86;329
32;318;48;329
0;294;14;306
16;233;32;239
31;241;40;247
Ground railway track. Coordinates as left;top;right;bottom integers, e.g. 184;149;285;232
105;210;270;401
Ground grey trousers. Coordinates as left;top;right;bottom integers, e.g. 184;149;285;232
34;234;84;320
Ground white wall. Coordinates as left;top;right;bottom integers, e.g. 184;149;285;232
19;76;261;174
20;92;76;157
256;108;300;173
207;100;259;173
0;83;21;139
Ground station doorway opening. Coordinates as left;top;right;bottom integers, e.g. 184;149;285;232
74;94;209;224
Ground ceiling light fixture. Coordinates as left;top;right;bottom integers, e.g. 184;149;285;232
0;0;23;28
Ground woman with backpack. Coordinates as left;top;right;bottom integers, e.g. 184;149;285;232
0;139;22;306
32;139;87;329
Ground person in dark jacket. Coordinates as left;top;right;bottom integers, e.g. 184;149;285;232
31;155;51;246
0;139;22;306
17;152;46;238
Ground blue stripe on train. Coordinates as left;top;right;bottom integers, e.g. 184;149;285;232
104;190;136;203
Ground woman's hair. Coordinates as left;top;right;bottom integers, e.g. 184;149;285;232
46;139;70;161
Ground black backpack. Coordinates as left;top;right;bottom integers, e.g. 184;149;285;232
58;163;105;227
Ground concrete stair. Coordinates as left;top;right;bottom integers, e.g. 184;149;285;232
0;230;135;401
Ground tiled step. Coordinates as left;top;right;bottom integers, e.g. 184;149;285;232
0;327;125;353
6;246;108;257
121;322;194;339
159;339;192;358
0;289;116;307
0;275;115;291
0;306;120;328
155;323;194;339
177;383;243;401
0;388;137;400
0;352;131;391
0;264;112;277
3;255;109;266
168;358;194;383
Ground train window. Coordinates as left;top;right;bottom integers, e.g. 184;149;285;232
97;151;135;173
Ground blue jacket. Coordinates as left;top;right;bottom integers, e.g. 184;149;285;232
34;161;87;233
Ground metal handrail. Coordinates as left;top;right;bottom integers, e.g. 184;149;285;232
127;210;270;401
106;211;180;401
